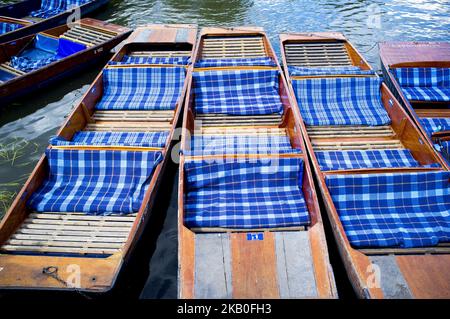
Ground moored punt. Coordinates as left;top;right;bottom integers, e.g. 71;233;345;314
380;42;450;168
0;24;197;293
0;18;131;106
280;32;450;299
178;27;337;299
0;0;109;43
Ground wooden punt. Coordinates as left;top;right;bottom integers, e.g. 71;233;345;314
0;0;109;44
380;41;450;169
0;18;131;106
0;24;197;293
280;32;450;298
178;27;338;299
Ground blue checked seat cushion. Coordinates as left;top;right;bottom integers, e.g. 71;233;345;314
193;69;283;115
289;66;376;77
95;67;186;110
27;149;163;214
11;56;58;72
316;149;421;171
292;77;391;126
184;157;310;229
194;57;276;68
420;117;450;136
326;171;450;248
392;68;450;102
109;56;190;66
0;22;22;35
49;131;169;148
184;135;301;156
30;0;90;18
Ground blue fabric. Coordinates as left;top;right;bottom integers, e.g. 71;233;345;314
326;171;450;248
420;117;450;137
193;69;283;115
109;56;190;66
27;149;163;214
49;131;169;148
184;135;301;156
316;149;421;171
11;56;58;72
441;141;450;165
184;157;310;229
292;77;391;126
30;0;67;18
289;66;375;77
393;68;450;102
0;69;16;82
56;38;86;58
0;22;23;35
194;57;277;68
96;67;186;110
35;34;59;53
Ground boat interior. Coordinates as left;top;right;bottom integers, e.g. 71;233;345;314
178;27;336;299
0;24;196;292
0;18;122;83
380;42;450;167
281;32;450;298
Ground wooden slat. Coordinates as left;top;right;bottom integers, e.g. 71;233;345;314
202;36;266;59
129;51;191;57
93;110;174;122
1;245;118;255
85;122;171;132
285;42;353;67
312;140;404;151
0;63;25;76
29;212;136;222
307;125;396;138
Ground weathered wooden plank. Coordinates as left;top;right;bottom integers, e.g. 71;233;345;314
369;255;413;299
275;232;318;298
194;233;232;298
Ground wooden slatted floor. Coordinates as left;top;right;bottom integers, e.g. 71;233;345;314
201;36;266;59
129;51;191;57
92;110;174;122
1;212;136;255
284;42;353;67
312;139;404;151
199;126;286;136
61;24;117;47
307;125;396;138
85;122;172;132
195;114;283;127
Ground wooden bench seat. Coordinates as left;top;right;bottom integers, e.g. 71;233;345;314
284;42;352;67
92;110;174;122
201;36;266;59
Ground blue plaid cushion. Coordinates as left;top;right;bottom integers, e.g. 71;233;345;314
184;157;310;229
289;66;375;77
184;135;301;156
316;149;421;171
292;77;391;126
420;117;450;136
28;149;163;214
194;57;276;68
0;22;23;35
326;171;450;248
49;131;169;148
393;68;450;102
95;67;186;110
109;55;190;66
11;56;58;72
441;141;450;165
30;0;67;18
193;69;283;115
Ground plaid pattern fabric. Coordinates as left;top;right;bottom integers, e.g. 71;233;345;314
28;149;163;214
66;0;90;9
0;22;22;35
184;135;301;156
49;131;169;148
316;149;421;171
193;69;283;115
109;55;190;66
96;67;186;110
30;0;67;18
326;171;450;248
10;56;58;72
420;117;450;136
292;77;391;126
289;66;375;76
184;157;310;229
194;57;276;68
393;68;450;102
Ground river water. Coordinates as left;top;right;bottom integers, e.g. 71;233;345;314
0;0;449;298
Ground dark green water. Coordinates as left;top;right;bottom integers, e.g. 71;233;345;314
0;0;449;299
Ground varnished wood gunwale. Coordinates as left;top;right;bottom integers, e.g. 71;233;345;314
0;24;197;292
178;27;337;299
281;32;450;299
0;18;132;105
